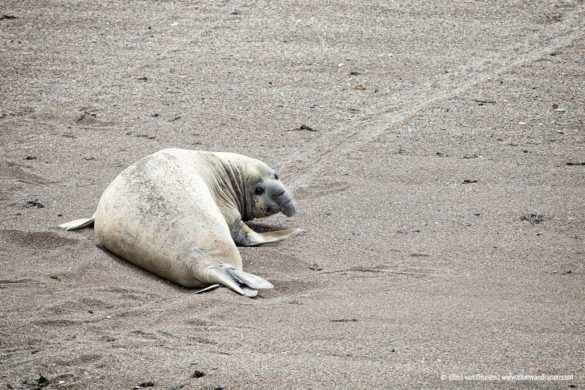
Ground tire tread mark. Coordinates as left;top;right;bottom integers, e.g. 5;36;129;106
284;6;585;189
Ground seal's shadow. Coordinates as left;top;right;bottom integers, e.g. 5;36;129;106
97;244;195;293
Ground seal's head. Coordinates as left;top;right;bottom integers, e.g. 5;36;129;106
210;152;298;221
248;166;297;220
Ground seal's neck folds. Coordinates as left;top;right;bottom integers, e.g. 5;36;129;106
199;153;252;223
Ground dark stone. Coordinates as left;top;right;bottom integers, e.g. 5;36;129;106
25;200;44;209
520;214;544;224
299;124;317;132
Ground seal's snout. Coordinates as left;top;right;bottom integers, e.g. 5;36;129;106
281;202;296;217
269;182;297;217
278;193;297;217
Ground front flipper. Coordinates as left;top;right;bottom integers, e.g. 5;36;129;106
232;220;305;247
206;263;273;297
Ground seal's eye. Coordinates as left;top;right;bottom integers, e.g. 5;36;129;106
255;187;265;196
274;174;279;180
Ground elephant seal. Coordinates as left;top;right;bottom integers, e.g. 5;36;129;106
60;148;303;297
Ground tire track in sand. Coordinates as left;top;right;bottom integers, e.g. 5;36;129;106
282;5;585;190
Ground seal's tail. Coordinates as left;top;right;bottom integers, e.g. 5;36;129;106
59;213;96;230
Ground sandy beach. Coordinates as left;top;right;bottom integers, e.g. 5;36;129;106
1;1;584;388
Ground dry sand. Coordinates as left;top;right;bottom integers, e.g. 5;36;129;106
1;0;584;388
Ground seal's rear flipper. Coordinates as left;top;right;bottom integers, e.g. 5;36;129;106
59;213;96;231
227;268;274;290
195;283;257;297
207;264;273;297
194;284;221;294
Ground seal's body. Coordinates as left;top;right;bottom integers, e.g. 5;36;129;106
61;149;302;297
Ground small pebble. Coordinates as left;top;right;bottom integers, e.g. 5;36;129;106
37;375;48;386
554;108;566;113
309;262;323;271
